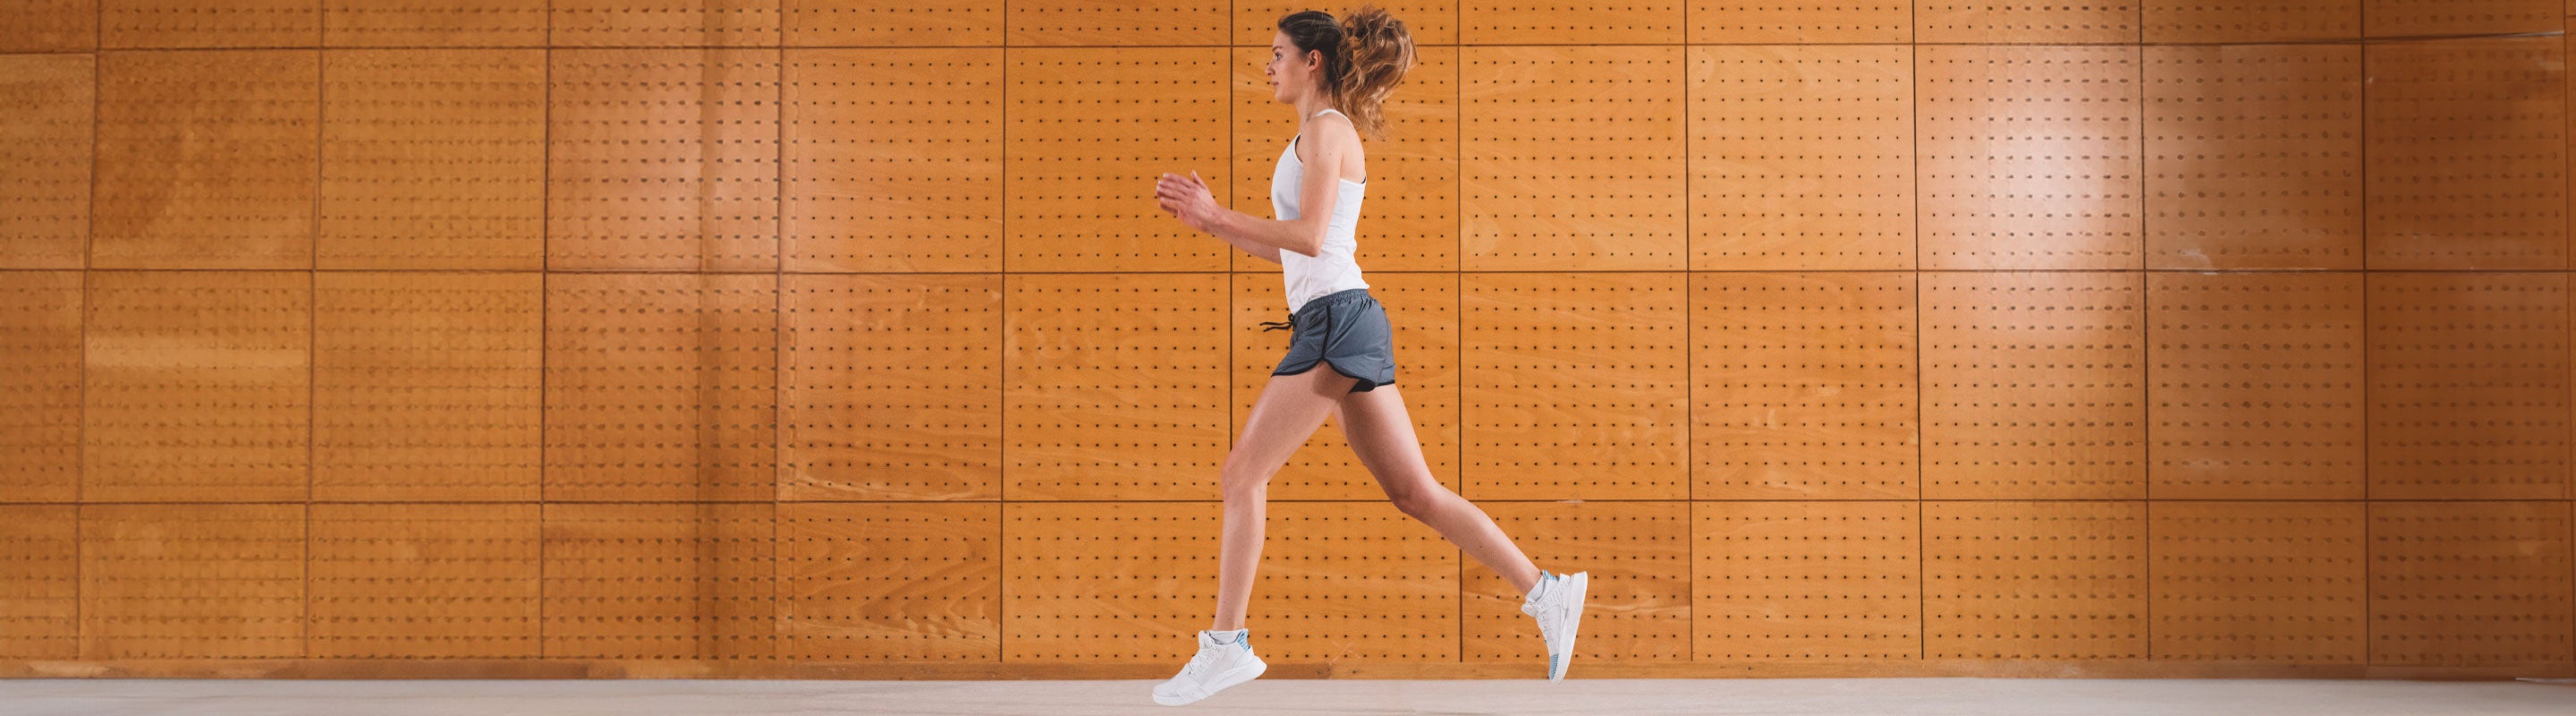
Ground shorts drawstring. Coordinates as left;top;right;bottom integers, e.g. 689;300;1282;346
1264;291;1365;332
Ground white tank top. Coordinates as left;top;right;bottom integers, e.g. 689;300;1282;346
1269;107;1370;314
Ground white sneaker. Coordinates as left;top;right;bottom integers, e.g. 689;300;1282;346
1521;570;1589;680
1151;629;1266;706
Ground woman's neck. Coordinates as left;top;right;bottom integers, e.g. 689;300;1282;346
1294;99;1336;130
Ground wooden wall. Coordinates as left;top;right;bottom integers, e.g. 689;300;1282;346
2;1;2573;680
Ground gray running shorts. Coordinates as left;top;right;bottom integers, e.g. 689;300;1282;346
1260;287;1396;393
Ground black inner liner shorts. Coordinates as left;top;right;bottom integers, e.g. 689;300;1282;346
1259;287;1397;393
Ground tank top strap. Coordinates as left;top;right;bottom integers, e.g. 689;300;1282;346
1292;108;1347;151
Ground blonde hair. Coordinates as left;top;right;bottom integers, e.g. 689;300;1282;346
1278;4;1417;141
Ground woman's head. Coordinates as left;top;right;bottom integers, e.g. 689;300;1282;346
1266;4;1415;141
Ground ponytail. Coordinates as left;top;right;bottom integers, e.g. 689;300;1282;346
1278;4;1417;141
1331;4;1414;141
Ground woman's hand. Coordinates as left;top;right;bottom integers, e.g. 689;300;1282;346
1156;170;1221;234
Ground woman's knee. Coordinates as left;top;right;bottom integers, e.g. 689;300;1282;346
1218;459;1273;497
1388;482;1445;516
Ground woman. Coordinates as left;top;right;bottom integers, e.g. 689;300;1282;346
1148;5;1589;706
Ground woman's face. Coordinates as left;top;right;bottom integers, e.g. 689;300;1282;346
1266;30;1314;105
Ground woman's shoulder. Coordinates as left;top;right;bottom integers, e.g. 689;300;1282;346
1307;111;1366;179
1312;110;1363;146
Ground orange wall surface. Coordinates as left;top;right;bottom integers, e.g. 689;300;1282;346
1;1;2572;679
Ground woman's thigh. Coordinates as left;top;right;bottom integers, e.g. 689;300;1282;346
1224;364;1359;489
1332;385;1440;504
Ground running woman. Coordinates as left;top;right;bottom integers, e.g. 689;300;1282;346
1148;5;1589;706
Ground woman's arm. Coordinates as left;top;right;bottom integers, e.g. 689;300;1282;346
1162;173;1288;263
1161;171;1312;260
1213;227;1284;264
1161;118;1359;259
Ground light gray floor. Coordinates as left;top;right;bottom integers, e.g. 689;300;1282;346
4;678;2572;715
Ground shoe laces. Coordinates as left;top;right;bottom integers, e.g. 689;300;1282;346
1182;639;1233;678
1534;608;1564;644
1527;587;1564;641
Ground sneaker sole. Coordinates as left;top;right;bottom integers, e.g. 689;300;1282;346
1550;572;1589;681
1152;657;1267;706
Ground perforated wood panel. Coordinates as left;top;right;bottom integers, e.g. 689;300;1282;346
1465;501;1688;664
1002;502;1215;661
1004;501;1458;662
2365;36;2568;270
2142;0;2360;43
552;0;778;47
2148;501;2364;662
1004;274;1227;500
549;48;779;273
1238;500;1459;662
0;506;79;660
784;0;999;47
1233;272;1459;501
6;0;2576;682
0;0;96;54
322;0;547;47
782;502;998;661
1917;2;2140;44
1009;0;1224;47
542;502;776;661
0;272;82;504
313;271;542;503
781;274;1002;502
1691;272;1918;500
103;0;318;49
2148;272;2365;500
94;49;317;270
1462;272;1688;500
321;48;546;271
545;273;777;503
80;503;305;660
2368;501;2572;665
1921;271;2145;499
2145;44;2362;270
1463;0;1682;44
1919;45;2141;270
2366;272;2571;500
1007;47;1228;273
1232;45;1459;273
2365;0;2563;36
1461;46;1684;271
1683;0;1910;43
784;47;1003;274
0;54;92;270
1236;2;1461;47
1694;501;1919;661
1687;45;1913;271
1924;500;2147;661
84;270;310;504
309;503;540;659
